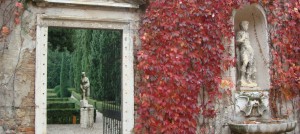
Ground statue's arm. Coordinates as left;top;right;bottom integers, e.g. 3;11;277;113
236;31;245;44
80;84;83;91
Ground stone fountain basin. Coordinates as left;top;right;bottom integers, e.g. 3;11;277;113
228;120;297;134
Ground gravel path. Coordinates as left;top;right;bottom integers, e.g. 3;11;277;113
48;111;103;134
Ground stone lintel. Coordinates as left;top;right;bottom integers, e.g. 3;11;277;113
33;0;143;8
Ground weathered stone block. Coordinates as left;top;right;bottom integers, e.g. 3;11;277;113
80;107;94;128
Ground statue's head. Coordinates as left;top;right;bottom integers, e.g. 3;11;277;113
82;72;85;77
240;21;249;30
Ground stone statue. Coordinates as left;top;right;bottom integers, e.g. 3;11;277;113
236;21;257;87
80;72;90;100
79;72;94;128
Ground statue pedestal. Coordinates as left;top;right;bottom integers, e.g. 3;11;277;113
80;100;94;128
80;100;89;107
234;86;271;122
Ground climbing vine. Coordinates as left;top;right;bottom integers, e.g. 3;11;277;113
135;0;299;133
264;0;300;117
0;0;25;39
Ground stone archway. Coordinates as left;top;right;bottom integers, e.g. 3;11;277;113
35;14;134;134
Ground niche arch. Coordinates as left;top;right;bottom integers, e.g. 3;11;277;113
233;4;270;90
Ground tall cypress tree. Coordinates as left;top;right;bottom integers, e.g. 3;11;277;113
60;52;71;97
47;49;62;88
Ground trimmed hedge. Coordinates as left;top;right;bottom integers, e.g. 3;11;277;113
54;85;61;97
69;98;81;108
47;89;55;93
68;88;76;93
47;98;69;101
47;95;59;98
47;102;75;109
47;109;80;124
72;91;82;100
71;91;120;113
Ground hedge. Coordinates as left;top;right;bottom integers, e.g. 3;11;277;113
47;98;69;101
72;91;82;100
47;102;75;109
47;109;80;124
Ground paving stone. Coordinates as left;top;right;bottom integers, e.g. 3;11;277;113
47;111;103;134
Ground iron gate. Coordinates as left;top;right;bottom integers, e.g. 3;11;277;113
103;101;121;134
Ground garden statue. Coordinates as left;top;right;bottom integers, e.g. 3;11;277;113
236;21;257;87
79;72;94;128
229;7;297;134
80;72;90;100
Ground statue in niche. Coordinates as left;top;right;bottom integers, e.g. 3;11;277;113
236;21;257;87
80;72;90;100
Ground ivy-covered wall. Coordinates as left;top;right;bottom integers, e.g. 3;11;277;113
0;0;299;134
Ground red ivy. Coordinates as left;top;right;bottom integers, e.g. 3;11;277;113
266;0;300;100
135;0;299;133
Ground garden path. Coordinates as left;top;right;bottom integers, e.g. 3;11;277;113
48;111;103;134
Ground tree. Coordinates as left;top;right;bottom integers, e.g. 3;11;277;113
48;28;75;52
47;49;62;88
60;52;71;97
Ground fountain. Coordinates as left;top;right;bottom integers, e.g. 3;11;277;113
228;5;297;134
228;90;297;134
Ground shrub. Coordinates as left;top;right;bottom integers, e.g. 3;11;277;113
47;109;80;124
54;85;61;97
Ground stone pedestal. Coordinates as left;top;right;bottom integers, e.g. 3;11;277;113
80;100;89;107
80;100;94;128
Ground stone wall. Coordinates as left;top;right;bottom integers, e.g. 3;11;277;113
0;1;298;134
0;1;37;133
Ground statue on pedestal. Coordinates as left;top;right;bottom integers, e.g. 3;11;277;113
79;72;94;128
80;72;90;100
236;21;257;87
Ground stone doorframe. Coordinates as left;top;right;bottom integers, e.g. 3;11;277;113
35;14;134;134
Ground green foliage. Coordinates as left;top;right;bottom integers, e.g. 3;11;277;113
70;30;91;92
71;90;82;100
47;50;62;88
60;53;72;97
47;109;80;124
89;30;122;101
48;27;75;52
54;85;61;97
48;28;122;101
71;91;120;113
47;98;69;102
47;102;75;109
